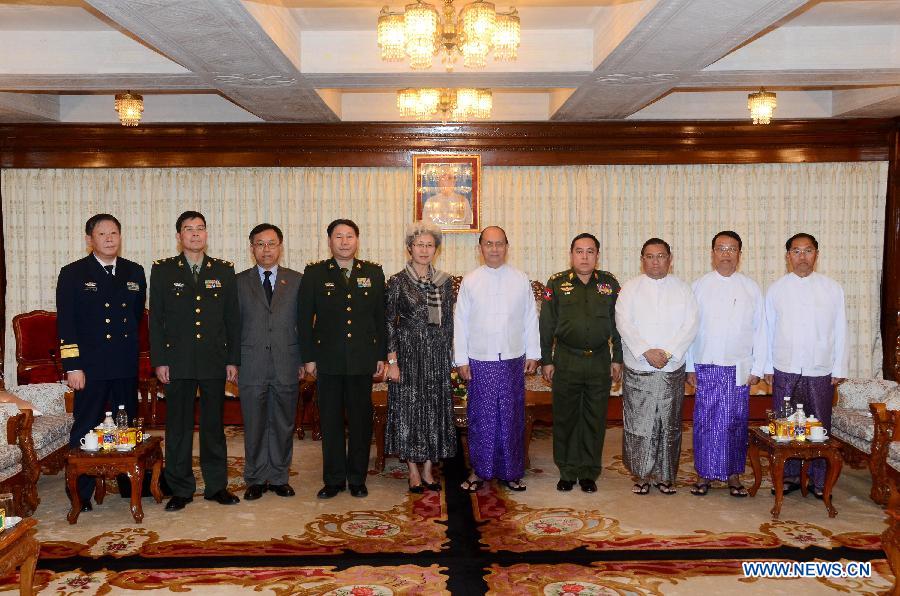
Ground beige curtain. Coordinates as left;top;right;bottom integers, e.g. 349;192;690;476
1;162;887;383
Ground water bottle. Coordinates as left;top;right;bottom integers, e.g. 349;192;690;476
115;405;129;448
115;405;128;430
779;396;794;420
102;411;115;450
795;404;806;440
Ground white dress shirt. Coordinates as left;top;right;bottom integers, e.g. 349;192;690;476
615;274;699;372
257;264;279;285
453;264;541;365
686;270;767;384
765;272;848;378
94;254;117;275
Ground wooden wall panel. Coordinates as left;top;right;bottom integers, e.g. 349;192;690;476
0;119;893;168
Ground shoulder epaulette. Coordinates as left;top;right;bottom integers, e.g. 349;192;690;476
307;259;327;267
360;259;381;267
211;257;233;267
599;270;618;282
153;256;178;266
549;270;567;281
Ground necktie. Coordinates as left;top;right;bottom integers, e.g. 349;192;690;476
263;270;273;305
340;267;350;286
191;264;199;283
104;265;114;276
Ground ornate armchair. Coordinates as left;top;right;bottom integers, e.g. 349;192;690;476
0;404;36;516
12;310;62;385
137;309;157;423
882;411;900;595
6;383;73;477
830;378;900;505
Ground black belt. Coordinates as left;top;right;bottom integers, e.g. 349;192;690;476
557;343;601;357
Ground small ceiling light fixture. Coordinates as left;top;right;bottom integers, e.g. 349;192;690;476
397;87;492;121
378;0;520;71
114;91;143;126
747;88;776;125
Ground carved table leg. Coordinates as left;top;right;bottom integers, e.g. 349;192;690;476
373;408;386;472
770;454;785;519
800;460;810;497
129;465;145;524
19;533;38;596
65;462;81;525
94;476;106;505
823;451;842;518
748;438;762;496
524;408;535;470
150;453;163;503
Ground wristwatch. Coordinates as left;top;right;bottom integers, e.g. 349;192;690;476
388;358;398;365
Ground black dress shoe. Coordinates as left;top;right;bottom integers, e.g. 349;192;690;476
80;501;93;512
579;479;597;493
244;484;267;501
270;484;295;497
556;479;576;492
317;484;345;499
349;484;368;498
165;495;193;511
204;489;240;505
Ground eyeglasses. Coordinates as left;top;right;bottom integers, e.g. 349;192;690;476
789;248;816;256
181;225;206;233
253;241;280;249
642;253;669;261
412;243;435;249
482;241;507;248
713;246;740;254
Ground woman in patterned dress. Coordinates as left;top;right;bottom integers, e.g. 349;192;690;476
384;221;457;492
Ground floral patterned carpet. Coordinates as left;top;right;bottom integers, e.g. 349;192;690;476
0;426;893;594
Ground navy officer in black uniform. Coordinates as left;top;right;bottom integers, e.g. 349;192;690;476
57;213;147;511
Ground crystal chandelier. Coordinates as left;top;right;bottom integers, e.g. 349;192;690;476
397;88;492;120
378;0;520;71
747;89;776;125
114;91;144;126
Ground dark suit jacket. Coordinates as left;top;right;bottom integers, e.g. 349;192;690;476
299;257;387;376
148;253;240;379
56;255;146;380
236;266;302;386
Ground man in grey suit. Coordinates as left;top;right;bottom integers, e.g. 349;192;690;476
236;223;303;500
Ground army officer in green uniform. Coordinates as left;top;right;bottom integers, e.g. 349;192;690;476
539;233;623;493
149;210;241;511
300;219;387;499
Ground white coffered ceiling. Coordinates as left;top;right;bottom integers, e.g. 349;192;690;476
0;0;898;123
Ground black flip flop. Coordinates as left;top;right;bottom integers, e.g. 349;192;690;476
690;482;710;496
632;482;651;495
460;479;483;493
729;485;749;498
655;482;677;495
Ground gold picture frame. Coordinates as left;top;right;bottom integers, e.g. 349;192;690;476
413;154;481;233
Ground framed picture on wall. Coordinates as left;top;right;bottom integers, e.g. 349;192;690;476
413;154;481;233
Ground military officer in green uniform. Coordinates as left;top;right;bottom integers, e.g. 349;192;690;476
300;219;387;499
539;233;623;493
149;210;241;511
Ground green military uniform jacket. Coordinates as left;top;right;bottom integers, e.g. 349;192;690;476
149;253;241;379
539;269;623;365
299;257;387;376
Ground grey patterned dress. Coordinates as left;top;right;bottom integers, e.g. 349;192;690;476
385;271;457;463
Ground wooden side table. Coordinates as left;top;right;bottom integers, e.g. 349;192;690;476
747;426;843;519
0;517;39;596
65;436;163;524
